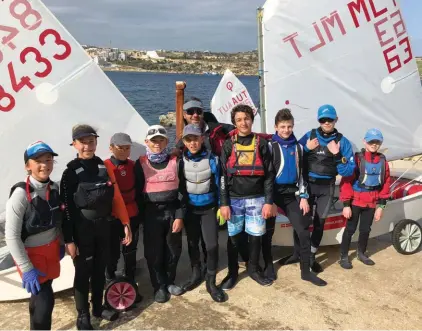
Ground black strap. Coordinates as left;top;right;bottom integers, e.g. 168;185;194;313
9;182;28;198
310;129;317;140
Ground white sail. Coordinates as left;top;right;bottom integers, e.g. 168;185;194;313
262;0;422;160
0;0;148;215
211;69;262;132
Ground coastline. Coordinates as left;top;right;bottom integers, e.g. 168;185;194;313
102;63;422;78
101;65;257;77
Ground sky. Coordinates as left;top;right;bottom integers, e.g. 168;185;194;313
43;0;422;54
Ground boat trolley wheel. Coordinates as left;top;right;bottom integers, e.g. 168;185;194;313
392;219;422;255
105;277;138;312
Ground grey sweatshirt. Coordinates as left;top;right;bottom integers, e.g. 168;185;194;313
5;176;61;273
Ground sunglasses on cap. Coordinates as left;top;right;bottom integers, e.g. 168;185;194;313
147;127;167;136
185;108;203;116
318;117;335;124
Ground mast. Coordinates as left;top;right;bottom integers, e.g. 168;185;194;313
257;7;267;133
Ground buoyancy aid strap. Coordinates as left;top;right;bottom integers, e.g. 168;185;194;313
296;143;302;180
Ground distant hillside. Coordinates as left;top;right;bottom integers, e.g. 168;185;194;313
105;50;258;76
417;58;422;76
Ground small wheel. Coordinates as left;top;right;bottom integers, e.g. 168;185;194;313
105;279;137;312
392;219;422;255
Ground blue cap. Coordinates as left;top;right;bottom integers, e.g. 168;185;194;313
364;128;383;142
182;124;203;138
24;141;58;163
317;104;337;120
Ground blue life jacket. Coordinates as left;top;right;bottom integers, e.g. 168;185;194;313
352;150;386;192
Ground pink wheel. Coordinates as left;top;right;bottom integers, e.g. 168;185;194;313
105;280;137;311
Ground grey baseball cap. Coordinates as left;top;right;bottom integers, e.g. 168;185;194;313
110;132;132;146
182;124;203;138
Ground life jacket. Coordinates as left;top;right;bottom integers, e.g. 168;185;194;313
226;134;265;177
271;140;302;186
104;158;138;217
68;158;114;220
307;129;343;178
9;177;62;241
209;125;227;157
15;237;61;284
183;150;217;206
353;150;386;192
140;155;179;203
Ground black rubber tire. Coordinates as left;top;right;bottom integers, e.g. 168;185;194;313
392;219;422;255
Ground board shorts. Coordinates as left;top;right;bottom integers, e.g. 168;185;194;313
227;196;266;237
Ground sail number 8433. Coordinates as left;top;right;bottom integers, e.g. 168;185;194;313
0;28;72;112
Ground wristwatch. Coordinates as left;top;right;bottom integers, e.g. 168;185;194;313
340;156;347;164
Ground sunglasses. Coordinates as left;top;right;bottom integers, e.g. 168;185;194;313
186;108;203;116
147;128;167;136
367;140;382;145
318;117;335;124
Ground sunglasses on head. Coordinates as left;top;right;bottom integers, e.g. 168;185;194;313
148;128;167;136
186;108;203;116
318;117;334;124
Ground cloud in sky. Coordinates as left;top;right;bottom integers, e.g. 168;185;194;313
42;0;422;54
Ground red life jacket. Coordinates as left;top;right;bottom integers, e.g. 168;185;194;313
209;125;228;157
226;134;265;177
104;158;138;218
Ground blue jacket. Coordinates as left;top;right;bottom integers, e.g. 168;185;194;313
180;149;220;207
299;129;355;179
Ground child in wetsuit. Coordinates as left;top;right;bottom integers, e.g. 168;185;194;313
134;125;184;303
219;104;275;288
6;141;62;330
179;124;226;302
265;109;326;286
339;128;390;268
60;125;132;330
104;132;143;303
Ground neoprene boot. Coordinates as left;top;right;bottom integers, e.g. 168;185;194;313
182;264;203;291
220;269;238;291
310;252;323;273
154;287;170;303
357;232;375;265
206;273;226;302
339;254;353;269
248;236;273;286
357;250;375;265
76;310;94;330
300;260;327;286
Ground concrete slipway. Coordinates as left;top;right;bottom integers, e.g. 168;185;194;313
0;159;421;330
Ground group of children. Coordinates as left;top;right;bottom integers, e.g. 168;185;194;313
5;98;390;330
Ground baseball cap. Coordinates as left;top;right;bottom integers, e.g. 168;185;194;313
364;128;383;142
110;132;132;146
72;125;99;141
24;141;58;163
182;124;203;138
183;99;204;111
146;125;168;140
317;104;337;120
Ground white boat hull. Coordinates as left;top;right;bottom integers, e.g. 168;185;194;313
273;170;422;247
